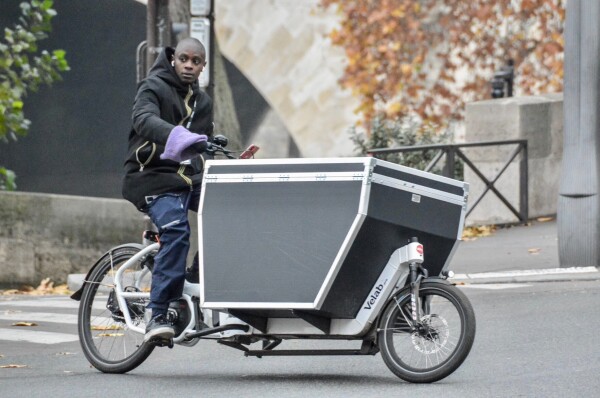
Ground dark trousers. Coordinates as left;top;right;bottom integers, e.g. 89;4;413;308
145;188;200;316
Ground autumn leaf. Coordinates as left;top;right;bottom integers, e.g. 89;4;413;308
97;333;125;338
0;278;71;296
462;225;496;240
537;216;554;222
92;325;123;331
12;321;38;327
0;364;27;368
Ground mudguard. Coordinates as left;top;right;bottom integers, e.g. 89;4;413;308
70;243;145;301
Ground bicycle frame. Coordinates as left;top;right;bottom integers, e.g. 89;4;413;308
111;239;426;342
112;243;156;335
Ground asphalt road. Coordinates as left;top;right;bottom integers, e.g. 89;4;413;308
1;280;599;397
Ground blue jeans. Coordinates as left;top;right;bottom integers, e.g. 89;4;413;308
145;188;200;316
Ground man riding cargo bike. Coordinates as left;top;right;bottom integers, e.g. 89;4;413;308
71;38;476;384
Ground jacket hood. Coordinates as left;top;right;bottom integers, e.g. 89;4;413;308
148;47;199;95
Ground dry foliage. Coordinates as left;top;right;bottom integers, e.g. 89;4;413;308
537;216;554;222
0;278;71;296
320;0;565;124
11;322;38;327
462;224;496;240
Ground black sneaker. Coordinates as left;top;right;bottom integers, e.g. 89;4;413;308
144;314;175;343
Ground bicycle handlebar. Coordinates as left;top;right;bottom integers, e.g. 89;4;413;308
205;142;236;159
201;134;259;159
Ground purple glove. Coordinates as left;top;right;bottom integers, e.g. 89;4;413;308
160;126;208;162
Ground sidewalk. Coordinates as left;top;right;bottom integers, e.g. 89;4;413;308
448;219;600;284
67;219;600;292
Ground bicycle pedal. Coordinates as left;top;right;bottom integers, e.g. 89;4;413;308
148;336;174;348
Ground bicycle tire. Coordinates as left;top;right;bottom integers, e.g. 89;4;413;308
77;245;155;373
378;281;476;383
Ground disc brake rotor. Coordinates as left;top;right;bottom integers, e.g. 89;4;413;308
411;314;450;354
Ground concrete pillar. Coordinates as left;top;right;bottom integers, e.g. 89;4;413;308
464;94;563;225
558;0;600;267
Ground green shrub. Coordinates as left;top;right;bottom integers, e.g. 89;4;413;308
350;115;458;176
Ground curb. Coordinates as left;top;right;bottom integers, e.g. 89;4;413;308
450;266;600;284
68;267;600;292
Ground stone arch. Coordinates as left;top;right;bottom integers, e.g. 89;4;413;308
215;0;358;157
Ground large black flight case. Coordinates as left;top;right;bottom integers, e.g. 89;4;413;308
198;157;468;324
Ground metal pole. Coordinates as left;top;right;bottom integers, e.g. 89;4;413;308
208;0;215;102
519;142;528;223
157;0;172;49
444;146;455;179
146;0;158;72
558;0;600;267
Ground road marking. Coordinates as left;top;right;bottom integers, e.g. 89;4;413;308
452;266;599;281
0;328;79;344
459;283;532;290
0;299;79;309
0;298;105;310
0;297;114;345
0;311;79;324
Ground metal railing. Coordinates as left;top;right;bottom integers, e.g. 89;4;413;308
368;139;528;223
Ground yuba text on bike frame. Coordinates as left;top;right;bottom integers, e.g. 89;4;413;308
73;156;475;383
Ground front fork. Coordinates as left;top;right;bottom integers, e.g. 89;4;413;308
397;237;428;329
409;261;429;325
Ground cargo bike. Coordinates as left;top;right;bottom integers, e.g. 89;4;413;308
72;150;475;383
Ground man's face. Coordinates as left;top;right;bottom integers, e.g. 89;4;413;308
173;46;205;84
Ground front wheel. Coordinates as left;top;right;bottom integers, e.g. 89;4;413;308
77;245;155;373
378;281;476;383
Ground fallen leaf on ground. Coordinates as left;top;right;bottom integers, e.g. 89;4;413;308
528;248;541;255
462;225;496;240
0;278;71;296
0;289;21;295
0;364;27;368
97;333;125;337
12;322;38;327
92;325;123;331
537;217;554;222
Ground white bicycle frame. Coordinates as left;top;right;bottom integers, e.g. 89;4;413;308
111;240;425;343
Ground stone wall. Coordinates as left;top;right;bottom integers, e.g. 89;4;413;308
0;192;147;287
215;0;359;157
464;93;563;225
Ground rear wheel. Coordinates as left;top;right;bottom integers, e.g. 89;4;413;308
378;281;475;383
77;245;155;373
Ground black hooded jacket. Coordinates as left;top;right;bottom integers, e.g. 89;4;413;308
122;47;213;210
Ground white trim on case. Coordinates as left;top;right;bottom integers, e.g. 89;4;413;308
372;157;466;188
205;157;373;167
203;172;366;184
312;213;366;309
372;173;467;206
